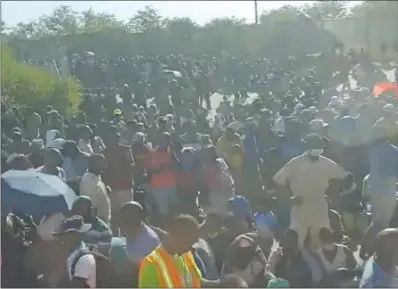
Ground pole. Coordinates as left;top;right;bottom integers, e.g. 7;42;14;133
254;0;258;25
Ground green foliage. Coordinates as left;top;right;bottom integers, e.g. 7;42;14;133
1;45;81;114
1;1;397;60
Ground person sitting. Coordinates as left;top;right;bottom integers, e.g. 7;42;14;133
314;227;357;284
222;233;269;287
267;229;313;287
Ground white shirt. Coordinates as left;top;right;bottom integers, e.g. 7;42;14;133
45;130;59;147
78;139;94;155
67;243;96;288
80;172;111;224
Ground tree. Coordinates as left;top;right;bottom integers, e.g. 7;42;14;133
3;1;396;61
127;5;163;33
302;1;348;21
1;45;81;114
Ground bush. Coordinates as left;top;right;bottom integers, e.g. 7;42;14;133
1;44;81;115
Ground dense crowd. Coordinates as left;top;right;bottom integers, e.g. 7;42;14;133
1;47;398;288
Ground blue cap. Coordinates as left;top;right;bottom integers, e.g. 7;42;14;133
228;195;252;220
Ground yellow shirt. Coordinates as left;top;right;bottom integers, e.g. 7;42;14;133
216;135;244;164
139;249;202;288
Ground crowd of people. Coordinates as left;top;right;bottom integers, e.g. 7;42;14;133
1;45;398;288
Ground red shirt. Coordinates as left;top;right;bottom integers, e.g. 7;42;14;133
102;144;134;191
148;150;176;189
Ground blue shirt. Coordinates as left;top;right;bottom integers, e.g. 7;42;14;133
126;224;160;263
360;256;397;288
369;142;398;178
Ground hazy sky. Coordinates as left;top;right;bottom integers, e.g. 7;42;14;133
2;1;327;27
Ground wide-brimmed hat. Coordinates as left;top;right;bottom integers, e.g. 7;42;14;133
309;118;328;131
53;216;92;236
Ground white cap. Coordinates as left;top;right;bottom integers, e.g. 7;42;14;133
48;138;65;150
383;103;394;113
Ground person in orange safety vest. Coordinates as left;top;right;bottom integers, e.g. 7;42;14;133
138;214;221;288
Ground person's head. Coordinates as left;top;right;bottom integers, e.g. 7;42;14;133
157;116;168;132
309;119;328;134
374;228;398;267
224;126;236;140
62;140;80;158
318;227;336;251
371;125;388;145
44;148;63;168
132;132;146;145
103;126;120;147
304;133;324;160
51;138;66;152
6;154;33;170
71;196;93;222
280;229;299;257
114;109;122;121
88;153;107;175
382;103;395;119
244;117;256;131
167;214;200;255
183;120;197;134
228;195;252;229
80;125;93;141
31;139;44;154
148;104;158;115
118;201;145;236
53;216;92;248
231;235;263;271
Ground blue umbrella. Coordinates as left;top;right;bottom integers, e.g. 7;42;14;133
1;170;77;219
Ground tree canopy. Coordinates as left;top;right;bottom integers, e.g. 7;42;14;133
1;1;397;60
1;45;81;114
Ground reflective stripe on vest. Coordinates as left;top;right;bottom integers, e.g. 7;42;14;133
183;252;201;288
142;246;201;288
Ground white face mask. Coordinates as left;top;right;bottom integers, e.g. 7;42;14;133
309;149;324;157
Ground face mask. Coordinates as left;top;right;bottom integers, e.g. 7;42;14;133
234;260;264;285
309;149;324;157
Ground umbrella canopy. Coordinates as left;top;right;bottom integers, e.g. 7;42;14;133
1;170;77;219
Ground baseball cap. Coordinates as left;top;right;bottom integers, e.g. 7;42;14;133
228;195;252;220
53;216;91;236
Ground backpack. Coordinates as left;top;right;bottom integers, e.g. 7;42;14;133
70;245;110;288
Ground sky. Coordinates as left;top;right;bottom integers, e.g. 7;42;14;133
2;1;327;27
